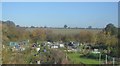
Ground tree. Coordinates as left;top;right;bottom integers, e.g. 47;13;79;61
64;25;67;28
16;25;20;27
104;23;118;36
46;30;54;42
88;26;92;29
44;26;47;28
31;26;35;28
16;28;30;40
31;29;46;43
78;31;94;43
3;20;16;27
50;49;66;64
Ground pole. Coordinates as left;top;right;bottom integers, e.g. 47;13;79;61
106;55;107;64
113;57;115;66
99;53;101;64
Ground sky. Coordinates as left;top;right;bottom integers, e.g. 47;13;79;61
0;3;2;20
1;0;119;2
2;2;118;28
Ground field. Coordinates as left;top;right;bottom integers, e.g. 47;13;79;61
26;28;102;35
67;53;100;64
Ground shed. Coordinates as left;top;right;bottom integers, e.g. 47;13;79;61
9;42;18;47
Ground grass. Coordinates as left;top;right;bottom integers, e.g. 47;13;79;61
67;52;100;64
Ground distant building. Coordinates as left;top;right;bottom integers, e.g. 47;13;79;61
9;41;26;52
9;42;18;47
36;48;40;52
92;49;100;54
59;44;64;48
51;45;59;49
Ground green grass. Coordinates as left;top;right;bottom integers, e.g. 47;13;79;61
67;52;100;64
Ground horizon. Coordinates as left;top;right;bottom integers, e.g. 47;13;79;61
2;2;118;28
1;20;117;29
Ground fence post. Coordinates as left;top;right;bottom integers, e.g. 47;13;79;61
99;53;101;64
106;55;107;64
113;57;115;66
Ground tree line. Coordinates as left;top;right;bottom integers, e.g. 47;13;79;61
2;21;119;56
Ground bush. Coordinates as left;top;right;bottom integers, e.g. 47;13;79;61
86;53;99;59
